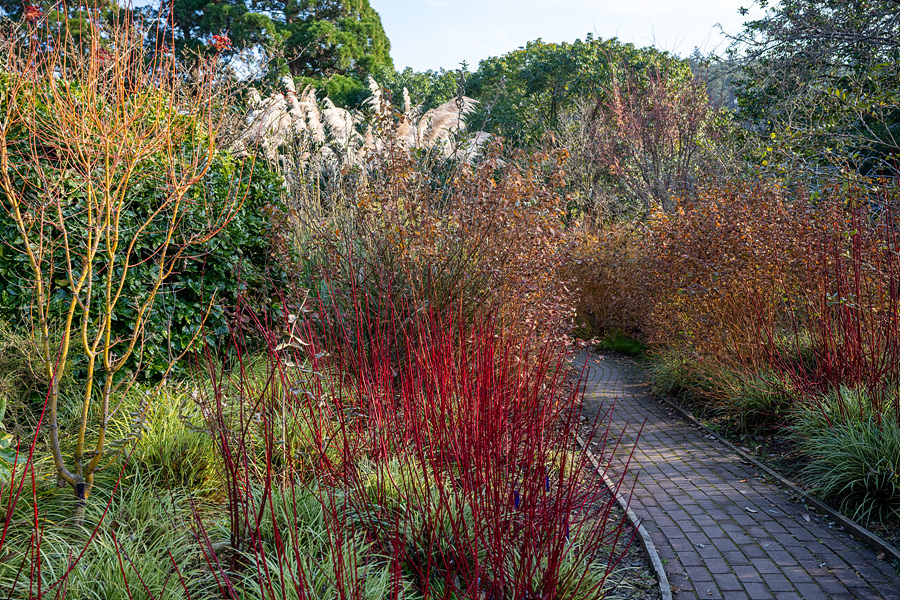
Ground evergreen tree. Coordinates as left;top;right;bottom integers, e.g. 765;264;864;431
150;0;392;87
277;0;392;78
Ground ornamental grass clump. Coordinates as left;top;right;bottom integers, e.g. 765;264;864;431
794;387;900;524
0;475;203;600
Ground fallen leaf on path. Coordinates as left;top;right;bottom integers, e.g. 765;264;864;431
739;478;748;483
801;513;811;522
745;507;759;513
877;552;886;560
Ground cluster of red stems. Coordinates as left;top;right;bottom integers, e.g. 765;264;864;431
193;289;636;599
0;284;638;598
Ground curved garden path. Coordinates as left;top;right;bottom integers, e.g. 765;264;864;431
577;352;900;600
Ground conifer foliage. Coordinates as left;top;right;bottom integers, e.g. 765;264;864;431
150;0;392;81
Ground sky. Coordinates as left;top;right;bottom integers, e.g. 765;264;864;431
374;0;763;72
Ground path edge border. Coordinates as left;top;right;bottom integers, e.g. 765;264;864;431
576;432;673;600
655;393;900;566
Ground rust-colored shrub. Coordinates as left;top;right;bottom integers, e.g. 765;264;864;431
570;179;843;362
571;177;900;411
765;199;900;415
273;137;577;359
441;147;576;347
566;222;650;338
642;180;836;361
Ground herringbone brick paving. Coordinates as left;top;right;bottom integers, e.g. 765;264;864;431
577;352;900;600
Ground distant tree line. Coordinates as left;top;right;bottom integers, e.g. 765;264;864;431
5;0;894;197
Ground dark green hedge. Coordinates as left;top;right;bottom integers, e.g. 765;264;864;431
0;154;285;379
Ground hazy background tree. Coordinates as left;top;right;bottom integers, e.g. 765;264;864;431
460;35;733;216
466;36;682;146
0;0;130;46
147;0;275;60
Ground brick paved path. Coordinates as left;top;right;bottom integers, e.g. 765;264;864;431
577;352;900;600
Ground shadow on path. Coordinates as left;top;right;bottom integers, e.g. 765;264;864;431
577;351;900;600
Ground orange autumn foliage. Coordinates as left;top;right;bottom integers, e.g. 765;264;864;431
569;179;856;365
275;139;577;359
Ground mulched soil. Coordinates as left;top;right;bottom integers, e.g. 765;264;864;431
606;538;662;600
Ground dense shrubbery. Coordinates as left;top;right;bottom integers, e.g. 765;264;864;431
0;299;639;599
3;0;900;593
0;153;284;378
273;134;578;357
570;177;900;520
184;297;634;599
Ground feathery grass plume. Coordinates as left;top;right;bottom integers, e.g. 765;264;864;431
239;74;489;168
